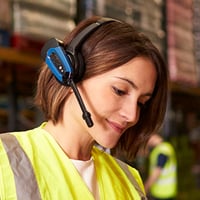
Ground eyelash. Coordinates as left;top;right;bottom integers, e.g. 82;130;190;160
112;86;147;109
112;86;126;96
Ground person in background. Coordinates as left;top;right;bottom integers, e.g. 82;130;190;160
0;16;168;200
144;133;177;200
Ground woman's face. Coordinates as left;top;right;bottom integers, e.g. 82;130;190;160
74;56;157;148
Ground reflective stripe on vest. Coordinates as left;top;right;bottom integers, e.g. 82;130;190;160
0;134;42;200
115;158;147;200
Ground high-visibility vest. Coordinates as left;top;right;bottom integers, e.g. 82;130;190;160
0;124;147;200
149;142;177;198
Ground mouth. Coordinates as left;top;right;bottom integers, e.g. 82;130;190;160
106;120;126;135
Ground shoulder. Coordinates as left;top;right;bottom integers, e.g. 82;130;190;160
0;124;45;153
92;146;145;194
115;158;146;197
93;146;140;174
153;142;174;156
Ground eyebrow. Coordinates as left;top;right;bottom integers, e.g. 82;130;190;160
115;76;153;97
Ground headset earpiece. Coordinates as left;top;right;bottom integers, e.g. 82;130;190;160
61;50;84;83
72;52;85;83
41;38;73;86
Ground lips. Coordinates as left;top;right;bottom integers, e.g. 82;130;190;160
106;120;126;134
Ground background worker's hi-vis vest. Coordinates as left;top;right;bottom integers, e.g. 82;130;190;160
0;124;147;200
149;142;177;198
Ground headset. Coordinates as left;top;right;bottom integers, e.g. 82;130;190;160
41;17;119;128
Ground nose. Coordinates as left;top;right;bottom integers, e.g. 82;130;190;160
120;100;139;125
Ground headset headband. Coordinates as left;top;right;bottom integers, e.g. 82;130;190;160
66;17;120;56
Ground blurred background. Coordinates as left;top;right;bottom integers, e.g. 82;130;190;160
0;0;200;199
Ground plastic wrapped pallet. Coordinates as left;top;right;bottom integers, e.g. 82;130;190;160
88;0;165;56
12;0;77;18
11;0;76;52
167;0;198;86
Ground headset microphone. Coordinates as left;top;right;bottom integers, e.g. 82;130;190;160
69;79;93;127
41;38;93;127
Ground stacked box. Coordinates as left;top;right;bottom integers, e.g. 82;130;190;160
10;0;76;52
166;0;198;86
82;0;165;57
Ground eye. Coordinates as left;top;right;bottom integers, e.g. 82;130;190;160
112;86;126;96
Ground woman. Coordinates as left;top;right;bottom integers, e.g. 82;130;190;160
0;16;168;199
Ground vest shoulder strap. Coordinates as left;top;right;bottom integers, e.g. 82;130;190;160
0;133;42;200
115;158;147;200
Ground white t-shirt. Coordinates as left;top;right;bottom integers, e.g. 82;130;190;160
71;158;99;200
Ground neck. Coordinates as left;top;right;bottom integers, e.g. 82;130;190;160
44;120;94;161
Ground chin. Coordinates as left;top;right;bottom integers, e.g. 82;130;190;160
95;130;120;149
99;141;117;150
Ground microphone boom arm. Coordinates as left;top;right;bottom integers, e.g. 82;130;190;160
68;79;94;127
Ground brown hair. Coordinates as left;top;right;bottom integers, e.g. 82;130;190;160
35;16;168;160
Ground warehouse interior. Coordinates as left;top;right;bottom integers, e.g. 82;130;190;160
0;0;200;199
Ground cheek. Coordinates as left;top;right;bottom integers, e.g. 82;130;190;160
80;80;119;119
92;95;116;116
88;89;118;120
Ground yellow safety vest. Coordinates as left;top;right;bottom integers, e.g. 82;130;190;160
149;142;177;198
0;124;147;200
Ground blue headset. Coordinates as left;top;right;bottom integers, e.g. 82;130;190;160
40;17;119;127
